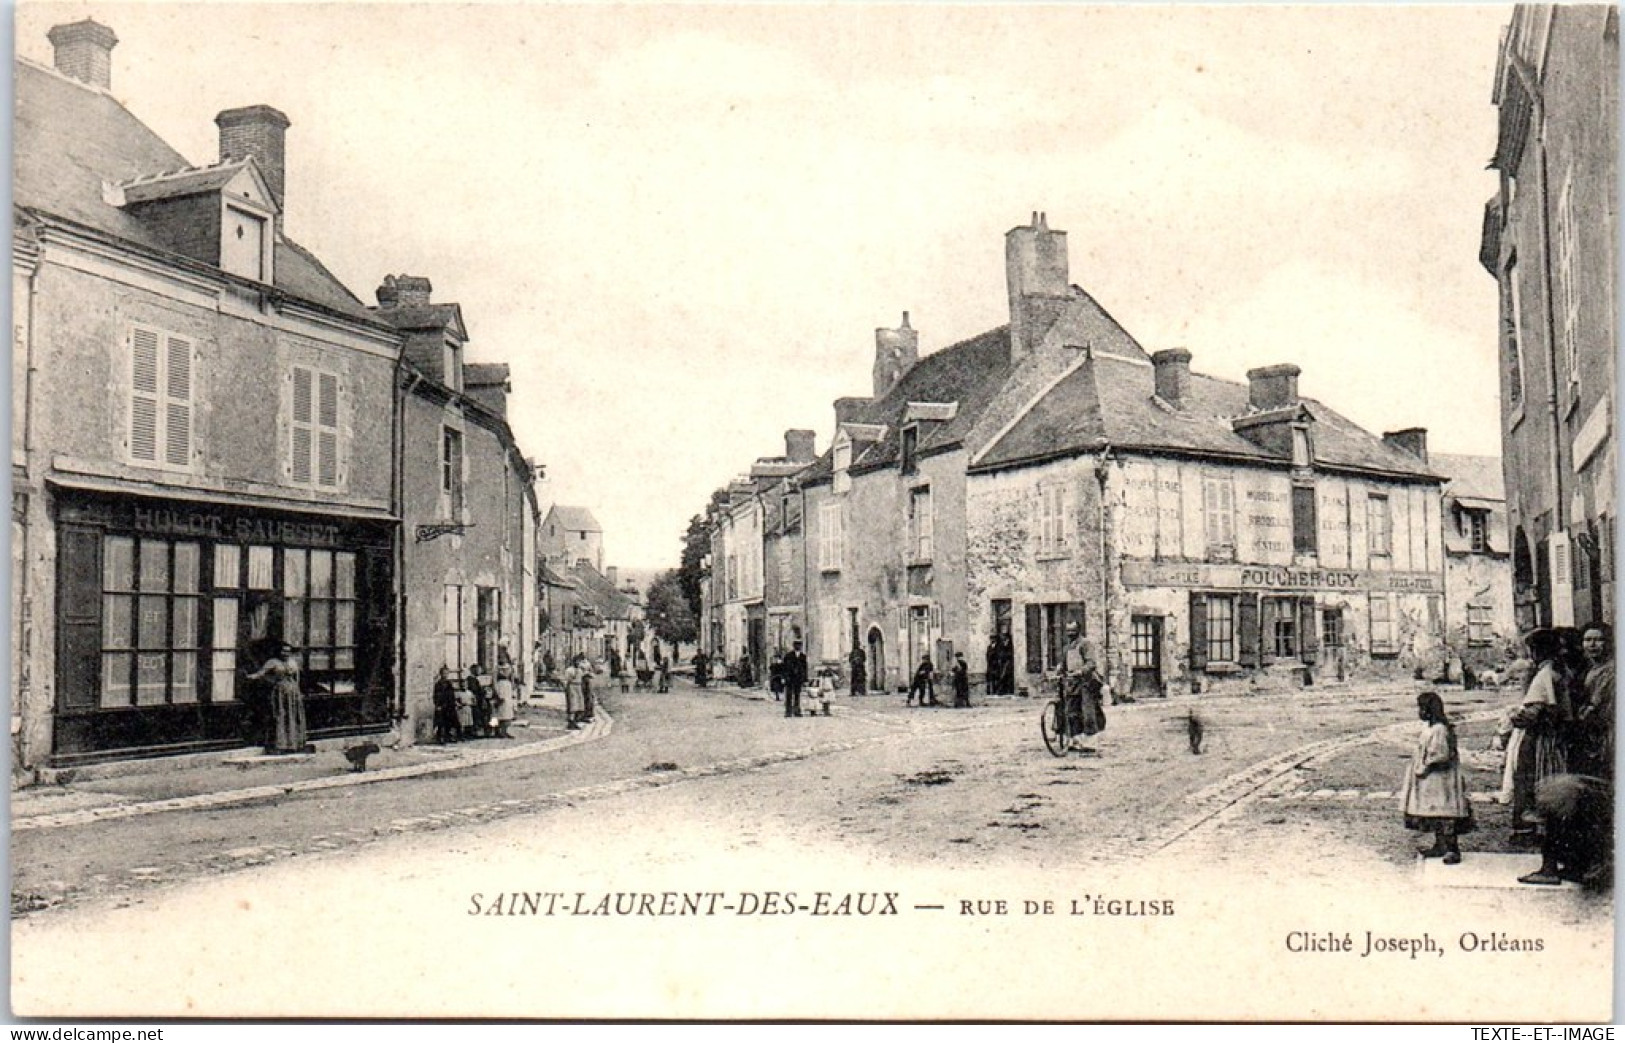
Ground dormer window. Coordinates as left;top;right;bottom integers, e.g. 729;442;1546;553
833;436;852;495
117;159;278;284
222;205;267;280
443;338;462;393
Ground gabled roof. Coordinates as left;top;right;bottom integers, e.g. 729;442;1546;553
371;303;468;340
1433;453;1506;503
973;352;1442;482
545;505;602;533
117;158;276;210
539;561;578;588
13;58;376;323
568;561;636;620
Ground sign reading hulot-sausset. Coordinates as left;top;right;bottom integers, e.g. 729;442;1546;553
57;493;386;548
1120;560;1441;593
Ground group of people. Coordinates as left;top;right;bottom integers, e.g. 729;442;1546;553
432;648;521;744
1399;622;1613;886
906;652;972;708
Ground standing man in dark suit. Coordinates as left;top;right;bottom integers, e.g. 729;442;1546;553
951;652;971;708
783;640;809;718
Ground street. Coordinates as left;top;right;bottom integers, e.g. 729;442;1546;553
10;678;1612;1020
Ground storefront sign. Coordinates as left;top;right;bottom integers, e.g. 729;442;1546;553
57;492;380;548
1121;560;1440;593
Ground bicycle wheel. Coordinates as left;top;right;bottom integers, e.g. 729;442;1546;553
1040;699;1068;757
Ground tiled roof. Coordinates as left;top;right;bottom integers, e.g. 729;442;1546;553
546;505;602;533
974;353;1442;482
849;326;1013;474
1433;453;1505;502
117;159;265;206
464;363;510;387
568;561;635;620
373;303;465;333
14;59;376;323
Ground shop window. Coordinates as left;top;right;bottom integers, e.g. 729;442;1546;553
284;548;357;692
1206;594;1236;663
127;324;194;471
101;537;201;708
1130;618;1158;670
1264;597;1299;659
291;366;341;489
1203;476;1236;560
1367;494;1392;557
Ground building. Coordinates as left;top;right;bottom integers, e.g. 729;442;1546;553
540;505;603;573
12;21;400;767
1434;453;1518;668
1482;5;1618;632
761;432;817;663
371;276;541;742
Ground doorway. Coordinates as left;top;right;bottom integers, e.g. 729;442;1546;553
867;626;886;694
1129;615;1162;697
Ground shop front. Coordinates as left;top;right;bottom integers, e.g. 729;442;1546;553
51;487;396;765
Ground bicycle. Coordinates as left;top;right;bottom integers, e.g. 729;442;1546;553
1038;676;1076;757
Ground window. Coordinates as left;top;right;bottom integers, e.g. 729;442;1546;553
1321;608;1343;651
128;325;193;470
1264;597;1298;659
477;587;501;670
1556;172;1579;388
284;548;358;692
1291;427;1312;468
443;339;462;393
820;603;846;662
1369;594;1397;655
1023;602;1085;673
901;426;919;475
101;537;201;708
1130;617;1158;670
1038;484;1068;556
833;439;852;495
1367;494;1392;557
819;502;844;572
1203;476;1236;559
909;486;934;562
441;426;464;517
291;366;340;488
1504;260;1525;409
1467;603;1493;646
1467;510;1489;554
222;205;266;280
1206;594;1236;663
1291;485;1318;556
726;553;738;599
443;584;465;672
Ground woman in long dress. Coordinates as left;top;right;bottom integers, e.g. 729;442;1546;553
563;657;584;730
245;642;308;754
1506;629;1573;837
492;647;517;739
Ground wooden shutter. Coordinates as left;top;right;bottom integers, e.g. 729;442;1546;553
1298;597;1319;663
291;366;314;484
1188;593;1208;670
1024;603;1043;674
317;372;339;487
163;334;192;466
1238;592;1260;667
58;527;103;709
130;328;160;462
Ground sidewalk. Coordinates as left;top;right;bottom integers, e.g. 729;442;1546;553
10;688;611;831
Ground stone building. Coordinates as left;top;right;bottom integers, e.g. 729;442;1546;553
540;505;603;573
371;276;540;742
761;432;818;663
1434;453;1517;669
1482;5;1618;631
11;21;400;767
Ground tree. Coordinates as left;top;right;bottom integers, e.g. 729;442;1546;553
676;486;728;624
646;569;697;647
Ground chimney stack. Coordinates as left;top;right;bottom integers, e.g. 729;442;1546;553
872;311;919;398
1006;212;1070;360
1246;364;1301;411
1382;428;1429;463
1152;348;1193;409
834;397;870;428
216;105;292;225
785;429;817;463
48;19;118;91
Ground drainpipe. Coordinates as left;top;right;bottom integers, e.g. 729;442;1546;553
393;363;423;725
1093;446;1115;689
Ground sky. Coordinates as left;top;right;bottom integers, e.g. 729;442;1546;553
14;2;1512;569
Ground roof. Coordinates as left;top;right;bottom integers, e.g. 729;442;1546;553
567;561;636;620
539;561;578;588
464;363;511;387
1432;453;1506;503
13;58;376;323
545;505;602;533
118;158;271;207
372;303;467;337
973;352;1442;482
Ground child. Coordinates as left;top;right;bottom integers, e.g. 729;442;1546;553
432;666;460;744
1401;690;1474;864
816;668;836;717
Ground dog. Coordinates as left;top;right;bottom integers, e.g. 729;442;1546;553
343;742;381;773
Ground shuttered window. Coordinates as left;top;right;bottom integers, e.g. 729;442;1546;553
291;366;342;489
1038;484;1068;556
1291;485;1317;555
128;325;194;469
1203;476;1235;559
1369;594;1397;655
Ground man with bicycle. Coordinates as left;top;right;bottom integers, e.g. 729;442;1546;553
1058;622;1104;751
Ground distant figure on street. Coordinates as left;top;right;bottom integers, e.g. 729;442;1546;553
815;667;836;716
466;664;492;738
245;642;308;755
848;645;867;696
908;654;937;707
769;651;786;702
563;657;585;730
694;650;711;688
1400;690;1473;865
433;666;460;745
580;657;596;722
655;646;671;692
609;647;626;692
951;652;970;708
541;647;556;683
783;641;808;718
492;646;517;738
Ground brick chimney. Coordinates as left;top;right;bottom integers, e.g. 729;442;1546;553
1382;428;1429;463
873;311;919;398
834;397;870;428
1152;348;1192;409
785;429;817;463
216;105;291;226
1006;212;1070;360
1246;364;1301;411
48;20;118;91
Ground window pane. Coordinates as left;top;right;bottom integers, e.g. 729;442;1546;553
104;537;135;591
172;597;199;649
135;653;167;706
336;603;355;647
138;540;169;591
171;652;197;703
309;601;332;646
103;595;134;649
102;653;133;708
137;596;168;648
212;656;237;703
284;550;307;597
308;650;332;671
311;551;333;598
213;544;240;588
173;543;200;593
212;598;239;647
247;546;274;589
335;553;357;599
285;599;306;647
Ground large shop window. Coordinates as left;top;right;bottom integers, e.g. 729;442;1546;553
283;548;359;693
101;537;201;707
128;325;194;470
1023;602;1085;674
